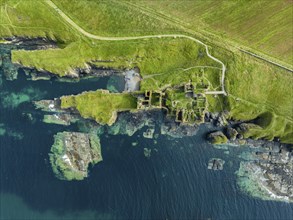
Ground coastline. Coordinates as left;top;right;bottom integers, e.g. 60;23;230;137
1;39;292;202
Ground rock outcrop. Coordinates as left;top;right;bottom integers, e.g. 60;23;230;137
0;51;18;80
108;111;157;136
1;37;58;80
108;110;198;138
207;131;228;144
144;148;152;158
225;126;238;141
49;132;102;181
237;145;293;202
161;118;198;138
34;99;80;126
205;111;293;202
208;158;225;170
143;127;155;139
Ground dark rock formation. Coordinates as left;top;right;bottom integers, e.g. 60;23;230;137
207;131;228;144
236;123;261;135
144;148;152;158
108;110;157;136
3;37;58;50
161;118;198;138
34;99;81;126
208;158;225;170
0;37;60;80
237;145;293;202
225;126;238;141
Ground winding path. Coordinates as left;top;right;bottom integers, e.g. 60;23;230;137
45;0;227;95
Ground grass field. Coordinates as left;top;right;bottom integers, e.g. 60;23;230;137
0;0;78;42
136;0;293;65
1;0;292;143
52;0;180;37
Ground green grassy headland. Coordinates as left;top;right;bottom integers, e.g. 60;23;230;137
0;0;292;143
60;90;137;126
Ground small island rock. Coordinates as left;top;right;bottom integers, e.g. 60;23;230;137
49;132;102;181
208;158;225;170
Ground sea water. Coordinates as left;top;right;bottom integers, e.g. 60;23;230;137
0;45;292;220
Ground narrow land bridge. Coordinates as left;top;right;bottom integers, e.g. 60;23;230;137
45;0;227;96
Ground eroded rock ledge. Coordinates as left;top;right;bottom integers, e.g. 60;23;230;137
1;37;123;81
205;112;293;202
237;146;293;202
0;37;58;80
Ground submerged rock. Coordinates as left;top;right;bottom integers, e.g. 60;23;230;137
0;87;46;109
6;130;24;140
208;158;225;170
0;123;6;136
1;91;29;108
144;148;152;158
0;123;23;139
0;74;3;88
49;132;103;181
22;112;36;123
106;75;125;93
143;127;155;139
132;142;138;147
76;120;105;136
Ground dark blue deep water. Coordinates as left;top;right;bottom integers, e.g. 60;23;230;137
0;45;292;220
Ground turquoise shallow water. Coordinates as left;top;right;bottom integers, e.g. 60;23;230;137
0;45;293;220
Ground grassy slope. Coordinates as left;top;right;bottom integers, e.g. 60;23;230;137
137;0;293;65
60;90;137;125
219;49;293;143
52;0;180;37
12;38;220;77
0;0;77;42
